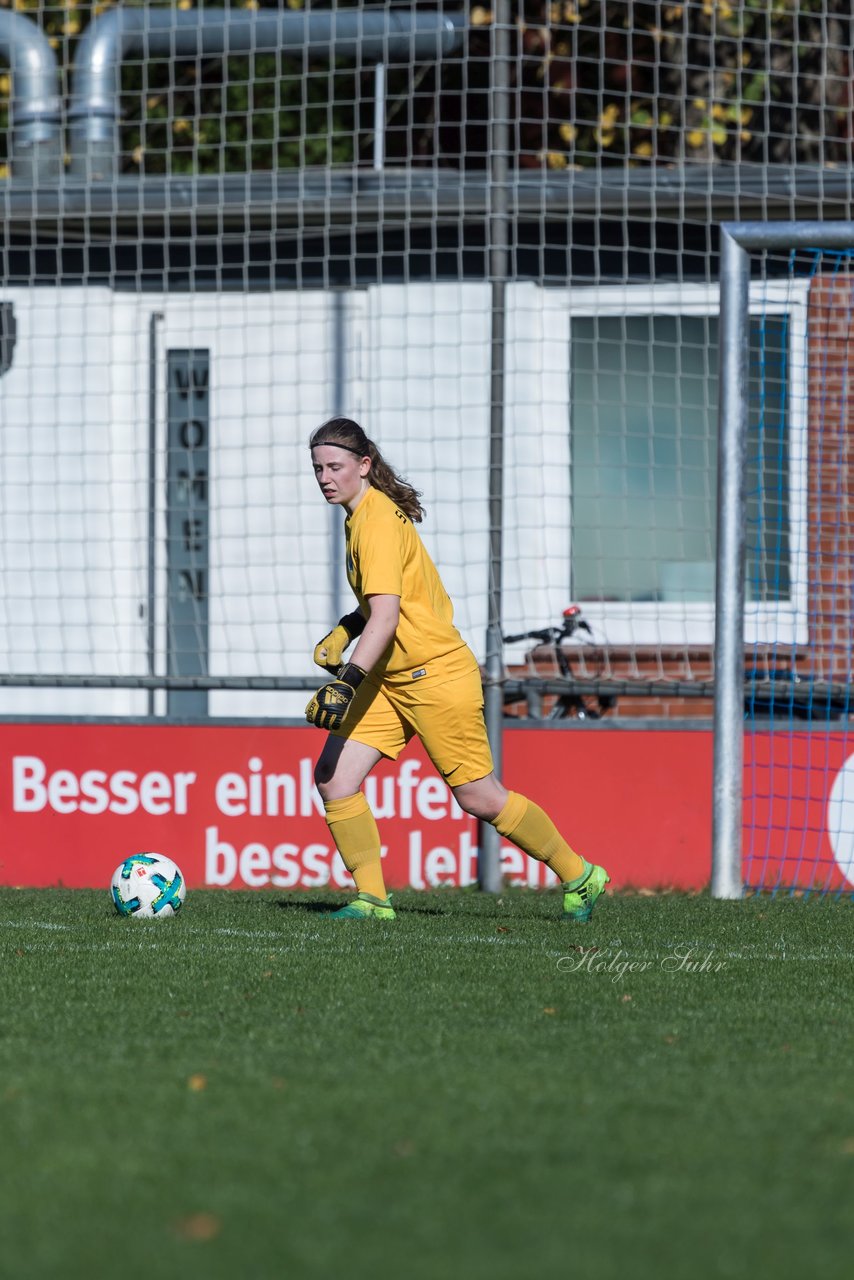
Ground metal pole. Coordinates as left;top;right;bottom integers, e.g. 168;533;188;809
711;228;750;899
373;63;386;171
718;220;854;253
330;292;346;618
479;0;511;894
146;312;164;717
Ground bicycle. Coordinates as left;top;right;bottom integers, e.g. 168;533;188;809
502;605;616;720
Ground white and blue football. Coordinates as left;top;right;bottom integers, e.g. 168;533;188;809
110;853;186;919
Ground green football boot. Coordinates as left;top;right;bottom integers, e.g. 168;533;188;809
562;863;610;922
326;891;396;921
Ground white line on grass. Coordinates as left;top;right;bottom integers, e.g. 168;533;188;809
0;919;71;930
3;917;854;962
4;922;854;963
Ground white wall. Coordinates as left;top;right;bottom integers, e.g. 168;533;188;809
0;282;572;717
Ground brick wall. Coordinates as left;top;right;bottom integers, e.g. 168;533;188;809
505;643;812;720
806;274;854;683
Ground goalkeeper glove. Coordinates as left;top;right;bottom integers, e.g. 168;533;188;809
313;610;367;672
305;663;367;731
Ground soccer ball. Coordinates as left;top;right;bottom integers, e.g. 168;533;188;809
110;852;186;919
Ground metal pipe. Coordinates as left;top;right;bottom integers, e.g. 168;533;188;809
0;10;62;183
478;0;511;895
68;7;464;180
716;220;854;251
373;62;386;171
711;227;750;900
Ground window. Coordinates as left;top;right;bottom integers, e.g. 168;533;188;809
565;283;808;645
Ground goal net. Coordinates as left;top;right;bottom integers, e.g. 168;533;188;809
715;230;854;898
0;0;852;911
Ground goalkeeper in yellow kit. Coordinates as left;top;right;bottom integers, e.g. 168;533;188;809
306;417;609;921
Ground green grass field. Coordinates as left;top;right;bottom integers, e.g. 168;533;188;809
1;886;852;1280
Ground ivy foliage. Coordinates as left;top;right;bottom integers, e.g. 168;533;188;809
0;0;851;175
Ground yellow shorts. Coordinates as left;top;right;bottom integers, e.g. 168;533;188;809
334;645;494;787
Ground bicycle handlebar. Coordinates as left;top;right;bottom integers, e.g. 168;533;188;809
503;625;562;645
503;607;593;646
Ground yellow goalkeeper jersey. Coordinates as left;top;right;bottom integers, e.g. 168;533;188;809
344;485;466;678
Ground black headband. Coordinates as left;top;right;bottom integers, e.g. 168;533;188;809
311;440;367;457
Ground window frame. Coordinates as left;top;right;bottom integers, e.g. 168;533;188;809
563;280;810;648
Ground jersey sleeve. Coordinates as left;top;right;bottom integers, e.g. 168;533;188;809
354;511;405;596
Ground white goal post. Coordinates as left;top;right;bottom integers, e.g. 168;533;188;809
712;220;854;899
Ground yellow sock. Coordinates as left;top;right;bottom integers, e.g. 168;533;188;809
323;792;389;901
492;791;585;883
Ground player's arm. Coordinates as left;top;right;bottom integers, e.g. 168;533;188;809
305;595;399;731
348;594;400;673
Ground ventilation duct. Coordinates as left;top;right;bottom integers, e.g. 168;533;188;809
0;10;61;184
68;6;464;181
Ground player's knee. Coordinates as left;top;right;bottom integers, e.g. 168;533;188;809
453;779;505;823
315;766;357;805
454;794;483;820
462;798;502;822
314;761;335;795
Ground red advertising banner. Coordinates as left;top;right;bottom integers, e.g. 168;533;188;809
0;721;850;892
743;731;854;892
